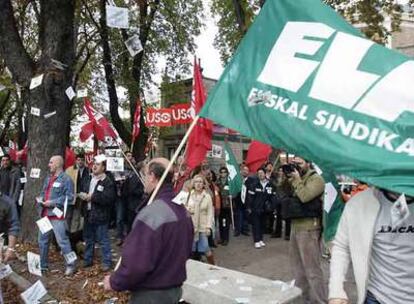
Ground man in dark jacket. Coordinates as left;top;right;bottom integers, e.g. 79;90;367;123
104;158;194;304
246;167;273;249
0;155;12;195
80;155;116;271
121;162;144;234
234;164;255;236
217;166;232;245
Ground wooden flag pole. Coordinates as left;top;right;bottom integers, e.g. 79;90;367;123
173;143;189;189
229;195;235;231
147;116;200;206
114;121;197;272
115;141;145;185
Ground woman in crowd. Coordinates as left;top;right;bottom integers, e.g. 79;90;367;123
185;174;215;265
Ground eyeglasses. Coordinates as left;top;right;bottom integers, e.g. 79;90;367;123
220;171;227;174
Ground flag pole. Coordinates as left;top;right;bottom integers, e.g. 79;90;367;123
173;143;189;189
147;116;200;205
115;141;145;185
229;195;235;231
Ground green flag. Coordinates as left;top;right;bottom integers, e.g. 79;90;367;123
224;142;243;196
317;166;345;241
200;0;414;196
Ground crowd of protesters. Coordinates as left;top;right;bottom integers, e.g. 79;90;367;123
0;148;409;304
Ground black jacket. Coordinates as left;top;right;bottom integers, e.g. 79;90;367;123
77;167;91;194
121;170;144;212
234;176;257;209
0;167;12;196
83;175;116;224
246;179;274;213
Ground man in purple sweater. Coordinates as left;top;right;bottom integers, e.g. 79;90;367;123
103;158;194;304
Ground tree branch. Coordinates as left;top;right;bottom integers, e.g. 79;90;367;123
0;0;35;85
99;0;130;146
232;0;248;34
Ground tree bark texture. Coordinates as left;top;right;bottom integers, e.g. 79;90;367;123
0;0;76;242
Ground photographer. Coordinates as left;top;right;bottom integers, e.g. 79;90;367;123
283;156;327;304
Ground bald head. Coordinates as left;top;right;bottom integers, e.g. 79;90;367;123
48;155;64;174
144;157;173;194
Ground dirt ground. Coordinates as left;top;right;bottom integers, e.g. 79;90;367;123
215;233;358;303
2;233;357;303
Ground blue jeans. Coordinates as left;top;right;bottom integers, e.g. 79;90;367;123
192;232;210;253
38;219;74;269
83;222;112;267
365;291;381;304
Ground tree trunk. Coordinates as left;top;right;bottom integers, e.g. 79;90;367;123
21;0;76;242
99;0;150;162
6;0;76;242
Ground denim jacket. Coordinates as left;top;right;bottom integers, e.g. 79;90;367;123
38;171;75;218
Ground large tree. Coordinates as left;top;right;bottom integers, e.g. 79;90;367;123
94;0;204;160
0;0;205;241
0;0;76;241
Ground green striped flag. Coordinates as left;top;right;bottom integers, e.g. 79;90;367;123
200;0;414;240
224;143;243;196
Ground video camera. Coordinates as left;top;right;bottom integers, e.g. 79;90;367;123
281;163;300;176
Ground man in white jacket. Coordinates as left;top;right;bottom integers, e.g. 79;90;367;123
329;187;414;304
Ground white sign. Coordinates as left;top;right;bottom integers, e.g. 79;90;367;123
63;196;68;218
30;168;41;179
207;144;223;158
65;87;76;100
29;74;44;90
172;190;189;205
106;157;124;172
20;177;27;184
64;251;77;265
324;182;338;213
30;107;41;117
18;190;24;206
36;217;53;234
106;5;129;29
52;207;63;218
21;280;47;304
44;111;56;119
125;35;143;57
77;88;88;98
27;252;42;276
0;264;12;280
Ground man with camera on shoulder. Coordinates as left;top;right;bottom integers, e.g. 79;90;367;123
281;156;327;304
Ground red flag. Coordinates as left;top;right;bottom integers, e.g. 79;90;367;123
245;140;272;172
184;58;213;171
65;147;76;169
8;141;17;162
80;99;117;142
16;143;28;164
132;100;141;142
